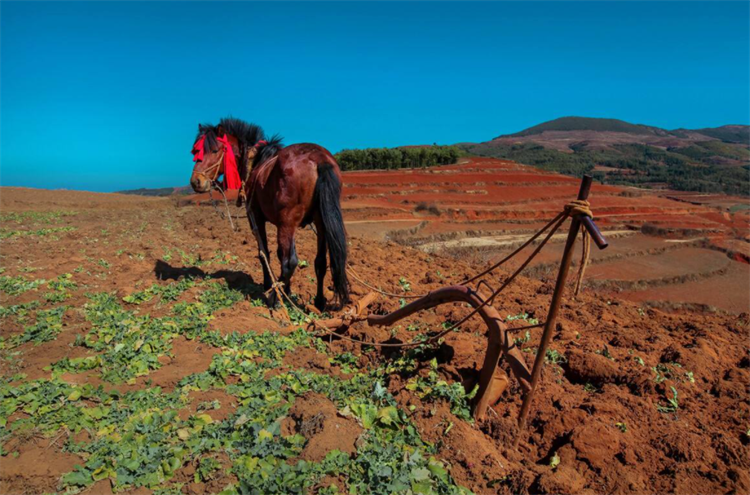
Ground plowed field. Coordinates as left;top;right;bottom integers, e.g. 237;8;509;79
0;178;748;495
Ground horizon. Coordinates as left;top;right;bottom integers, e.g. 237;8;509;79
1;1;749;192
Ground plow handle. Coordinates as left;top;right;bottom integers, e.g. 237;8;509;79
579;176;608;250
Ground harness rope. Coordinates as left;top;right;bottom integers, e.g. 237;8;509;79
208;176;596;348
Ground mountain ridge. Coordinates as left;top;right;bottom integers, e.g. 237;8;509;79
463;116;749;196
493;116;749;144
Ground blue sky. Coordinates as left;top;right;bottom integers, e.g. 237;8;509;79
1;1;748;192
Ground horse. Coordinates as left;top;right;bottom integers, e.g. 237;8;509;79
189;117;350;310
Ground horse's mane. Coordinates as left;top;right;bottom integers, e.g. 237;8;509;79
196;117;284;178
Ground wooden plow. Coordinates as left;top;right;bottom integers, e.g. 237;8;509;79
315;175;609;434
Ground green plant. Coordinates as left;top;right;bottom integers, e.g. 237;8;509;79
0;275;45;296
506;312;539;325
657;387;679;413
8;306;68;347
405;360;478;421
0;301;40;320
0;226;76;240
596;345;614;360
514;330;531;346
399;277;412;293
194;457;222;483
545;349;567;365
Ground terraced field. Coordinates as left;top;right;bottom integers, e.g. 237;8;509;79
342;157;750;313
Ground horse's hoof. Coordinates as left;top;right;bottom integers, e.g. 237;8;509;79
314;296;326;312
266;293;279;308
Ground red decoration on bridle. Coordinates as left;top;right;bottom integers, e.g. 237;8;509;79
191;135;241;190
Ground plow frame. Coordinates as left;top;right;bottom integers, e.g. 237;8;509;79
322;175;608;431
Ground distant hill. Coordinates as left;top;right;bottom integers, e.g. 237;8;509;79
499;116;666;138
683;125;750;144
462;117;750;196
117;187;190;197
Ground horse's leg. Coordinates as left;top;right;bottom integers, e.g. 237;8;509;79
313;215;327;311
276;225;299;297
249;206;274;304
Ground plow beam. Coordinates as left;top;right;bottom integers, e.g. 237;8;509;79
368;285;531;421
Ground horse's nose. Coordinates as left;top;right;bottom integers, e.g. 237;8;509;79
190;173;205;192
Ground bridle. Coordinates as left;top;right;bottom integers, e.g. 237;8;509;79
193;135;268;191
193;145;226;186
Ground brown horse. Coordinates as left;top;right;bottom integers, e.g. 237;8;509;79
190;117;349;310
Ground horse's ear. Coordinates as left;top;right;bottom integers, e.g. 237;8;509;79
216;124;225;137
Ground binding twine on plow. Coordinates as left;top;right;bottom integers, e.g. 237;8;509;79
211;174;609;439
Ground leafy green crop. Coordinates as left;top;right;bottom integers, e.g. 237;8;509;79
405;359;478;421
0;300;40;320
2;270;473;494
8;306;68;347
123;278;196;305
0;226;77;240
0;210;77;224
0;275;45;296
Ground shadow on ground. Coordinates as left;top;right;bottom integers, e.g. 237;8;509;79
153;260;264;299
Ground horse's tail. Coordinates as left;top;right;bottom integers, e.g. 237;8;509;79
315;162;350;305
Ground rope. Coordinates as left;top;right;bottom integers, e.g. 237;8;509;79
564;199;593;219
209;182;596;349
346;266;426;299
348;200;594;301
574;228;590;297
564;199;592;297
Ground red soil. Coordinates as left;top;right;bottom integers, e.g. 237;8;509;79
1;186;748;494
338;157;749;314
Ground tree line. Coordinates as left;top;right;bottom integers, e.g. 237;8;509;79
334;146;463;171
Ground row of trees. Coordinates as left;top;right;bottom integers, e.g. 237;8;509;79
334;146;462;171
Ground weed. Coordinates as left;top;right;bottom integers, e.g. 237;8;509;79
0;226;76;240
506;312;539;325
399;277;412;293
545;349;567;365
652;363;694;384
657;386;679;413
514;330;531;346
596;345;614;360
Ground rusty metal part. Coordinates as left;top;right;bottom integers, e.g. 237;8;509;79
367;285;531;421
515;175;607;440
487;369;510;407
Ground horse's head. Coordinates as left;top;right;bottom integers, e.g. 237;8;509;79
190;124;227;193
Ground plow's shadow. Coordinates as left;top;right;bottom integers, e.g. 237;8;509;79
153;260;264;300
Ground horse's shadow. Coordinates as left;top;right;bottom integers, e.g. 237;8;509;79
153;260;264;300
